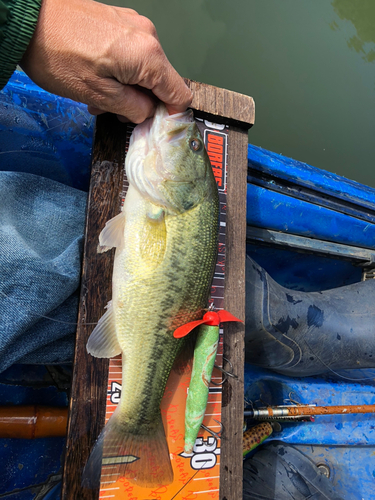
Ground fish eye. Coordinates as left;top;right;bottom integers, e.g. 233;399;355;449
189;138;203;152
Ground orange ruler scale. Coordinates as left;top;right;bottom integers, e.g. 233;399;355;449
98;117;229;499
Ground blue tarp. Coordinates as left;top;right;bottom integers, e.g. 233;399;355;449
1;71;375;499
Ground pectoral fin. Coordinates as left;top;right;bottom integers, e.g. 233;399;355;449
98;212;125;253
86;301;121;358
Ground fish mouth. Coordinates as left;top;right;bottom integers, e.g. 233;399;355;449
125;104;197;209
156;107;194;146
165;123;192;146
129;106;193;155
164;108;194;128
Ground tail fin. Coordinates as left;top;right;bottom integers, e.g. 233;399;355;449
82;407;173;488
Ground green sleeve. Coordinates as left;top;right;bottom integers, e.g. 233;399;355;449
0;0;42;89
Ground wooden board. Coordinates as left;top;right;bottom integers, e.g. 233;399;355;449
61;81;254;500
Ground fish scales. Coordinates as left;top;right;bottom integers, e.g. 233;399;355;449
117;201;218;429
83;104;219;488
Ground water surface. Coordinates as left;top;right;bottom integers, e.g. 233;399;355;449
107;0;375;187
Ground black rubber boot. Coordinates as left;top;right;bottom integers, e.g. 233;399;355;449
245;256;375;377
243;443;344;500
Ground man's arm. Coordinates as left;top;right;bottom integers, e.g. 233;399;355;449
20;0;192;122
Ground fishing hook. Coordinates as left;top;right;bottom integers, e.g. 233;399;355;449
210;370;227;385
283;391;303;406
244;397;254;410
214;357;237;380
256;393;271;407
200;419;223;439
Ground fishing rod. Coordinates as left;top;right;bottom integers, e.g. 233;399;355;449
244;403;375;421
243;402;375;457
0;405;68;438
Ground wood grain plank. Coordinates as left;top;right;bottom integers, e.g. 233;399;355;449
61;114;128;500
185;79;255;129
220;126;248;500
62;80;252;499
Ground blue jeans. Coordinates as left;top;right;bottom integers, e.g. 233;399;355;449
0;171;87;372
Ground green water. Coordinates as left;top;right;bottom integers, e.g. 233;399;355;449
107;0;375;188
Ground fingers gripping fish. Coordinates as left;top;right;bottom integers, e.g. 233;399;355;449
82;104;219;488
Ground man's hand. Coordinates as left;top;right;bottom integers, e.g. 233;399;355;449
21;0;192;122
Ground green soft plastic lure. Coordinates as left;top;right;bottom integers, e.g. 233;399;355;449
174;309;242;453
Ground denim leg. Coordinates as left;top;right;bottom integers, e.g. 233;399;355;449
0;171;87;372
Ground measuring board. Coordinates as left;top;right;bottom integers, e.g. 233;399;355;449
62;81;254;500
98;119;229;499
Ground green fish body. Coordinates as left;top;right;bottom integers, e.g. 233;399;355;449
84;104;219;487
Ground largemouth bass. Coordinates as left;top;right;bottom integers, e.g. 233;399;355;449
83;104;219;487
